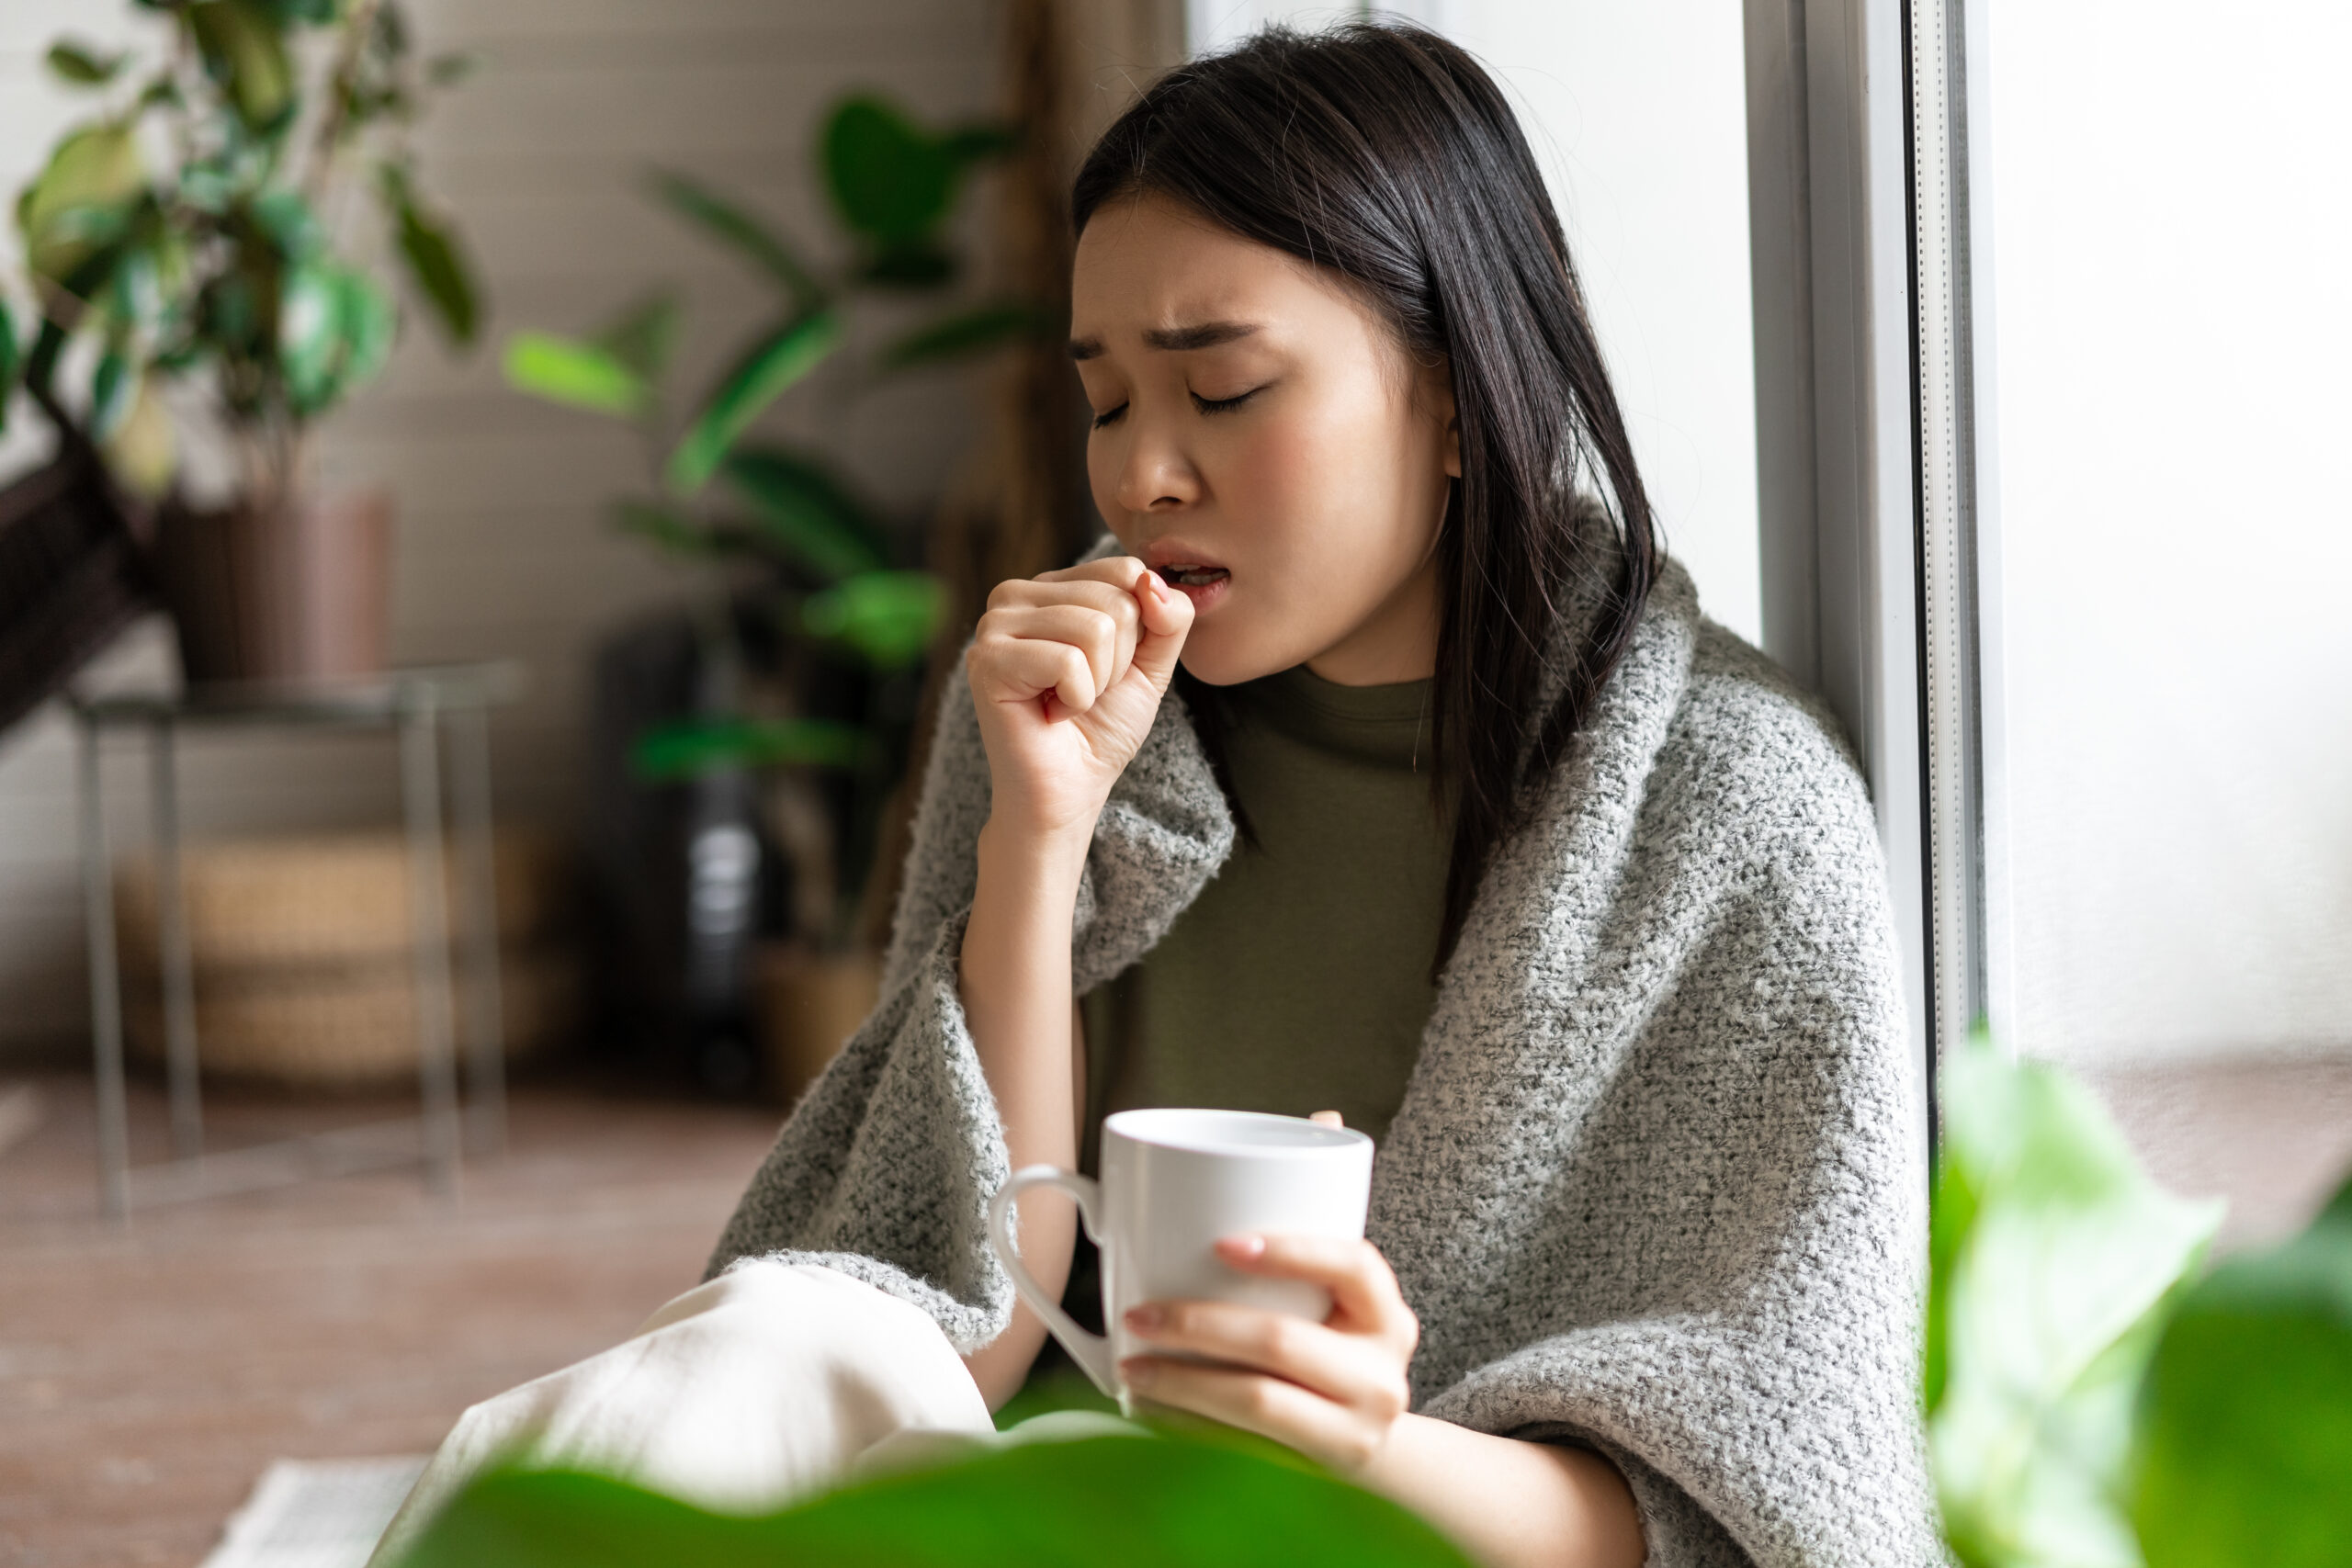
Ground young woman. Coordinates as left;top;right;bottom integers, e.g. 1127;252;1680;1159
379;26;1935;1568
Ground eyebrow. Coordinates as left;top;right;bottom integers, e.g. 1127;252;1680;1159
1068;321;1261;361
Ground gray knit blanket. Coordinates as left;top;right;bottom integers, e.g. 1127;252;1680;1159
709;548;1939;1566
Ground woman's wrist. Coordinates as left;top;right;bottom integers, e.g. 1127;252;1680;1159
977;811;1096;894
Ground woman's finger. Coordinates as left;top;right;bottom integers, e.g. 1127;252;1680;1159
975;632;1098;716
979;603;1134;702
1214;1235;1410;1332
1118;1358;1381;1473
1123;1299;1396;1407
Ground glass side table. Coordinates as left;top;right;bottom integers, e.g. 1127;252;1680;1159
70;663;525;1220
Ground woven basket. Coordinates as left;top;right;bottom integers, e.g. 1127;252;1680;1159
124;945;580;1088
115;827;577;1088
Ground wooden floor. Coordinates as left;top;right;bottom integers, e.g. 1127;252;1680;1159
0;1070;781;1568
2;1054;2347;1567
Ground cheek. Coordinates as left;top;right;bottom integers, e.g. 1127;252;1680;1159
1217;391;1434;609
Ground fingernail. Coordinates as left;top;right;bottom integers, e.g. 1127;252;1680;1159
1125;1303;1164;1332
1219;1235;1267;1260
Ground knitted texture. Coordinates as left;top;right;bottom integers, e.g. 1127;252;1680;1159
709;547;1939;1567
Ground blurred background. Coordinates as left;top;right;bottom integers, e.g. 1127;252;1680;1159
0;1;2344;1563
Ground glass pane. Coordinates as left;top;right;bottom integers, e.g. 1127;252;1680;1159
1984;0;2352;1227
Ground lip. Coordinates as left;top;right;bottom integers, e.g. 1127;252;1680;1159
1136;540;1232;615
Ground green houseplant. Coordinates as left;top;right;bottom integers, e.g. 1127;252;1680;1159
3;0;481;683
1928;1033;2352;1568
501;95;1046;1012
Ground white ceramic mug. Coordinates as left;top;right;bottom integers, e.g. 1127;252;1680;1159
985;1107;1375;1404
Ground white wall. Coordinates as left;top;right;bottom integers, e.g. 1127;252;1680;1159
0;0;1001;1056
1986;0;2352;1064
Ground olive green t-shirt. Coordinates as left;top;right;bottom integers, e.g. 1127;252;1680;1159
1077;664;1455;1170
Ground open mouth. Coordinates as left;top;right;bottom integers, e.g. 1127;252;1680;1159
1153;564;1229;588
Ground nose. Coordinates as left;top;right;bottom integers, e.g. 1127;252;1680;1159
1109;414;1200;516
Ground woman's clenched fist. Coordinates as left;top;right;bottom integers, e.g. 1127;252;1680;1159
965;557;1193;840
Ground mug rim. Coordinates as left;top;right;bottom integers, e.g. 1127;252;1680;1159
1102;1107;1373;1156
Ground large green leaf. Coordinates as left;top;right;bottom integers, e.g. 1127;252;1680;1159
719;447;888;581
804;570;944;669
16;123;147;288
248;187;324;262
2132;1174;2352;1568
610;498;718;557
1928;1037;2223;1568
46;42;130;86
822;96;958;245
384;168;481;345
630;716;868;781
186;0;295;133
592;290;683;383
503;332;646;417
278;261;393;415
394;1431;1477;1568
665;310;841;496
647;171;822;310
880;300;1053;370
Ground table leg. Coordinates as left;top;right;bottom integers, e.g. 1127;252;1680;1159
452;702;506;1156
152;716;203;1163
80;720;130;1223
401;701;461;1200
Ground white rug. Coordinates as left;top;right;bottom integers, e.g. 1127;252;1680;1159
202;1457;429;1568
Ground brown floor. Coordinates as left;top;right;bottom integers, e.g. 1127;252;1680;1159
2;1054;2347;1567
0;1069;780;1568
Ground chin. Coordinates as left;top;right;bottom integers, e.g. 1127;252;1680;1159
1175;625;1297;688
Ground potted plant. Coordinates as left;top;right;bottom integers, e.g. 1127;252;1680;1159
4;0;481;686
501;93;1051;1097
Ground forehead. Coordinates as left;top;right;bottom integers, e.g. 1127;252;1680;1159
1070;193;1355;336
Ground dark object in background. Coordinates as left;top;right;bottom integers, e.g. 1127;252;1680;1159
0;443;153;741
586;608;792;1097
156;487;394;685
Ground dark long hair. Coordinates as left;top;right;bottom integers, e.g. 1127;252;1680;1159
1073;23;1659;978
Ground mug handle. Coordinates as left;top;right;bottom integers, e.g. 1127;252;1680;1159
987;1165;1119;1399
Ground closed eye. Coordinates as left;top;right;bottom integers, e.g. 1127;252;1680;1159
1091;402;1127;430
1192;387;1263;415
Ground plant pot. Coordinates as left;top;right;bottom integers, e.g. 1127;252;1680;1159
156;486;394;686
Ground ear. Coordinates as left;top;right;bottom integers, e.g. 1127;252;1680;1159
1419;354;1462;479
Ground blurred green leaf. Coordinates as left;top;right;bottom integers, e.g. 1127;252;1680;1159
591;290;683;383
89;350;131;438
665;310;841;496
822;96;957;245
939;121;1021;163
630;716;868;781
396;1432;1477;1568
647;171;822;310
804;570;944;669
258;0;344;22
858;239;956;290
610;499;717;556
46;42;130;86
719;446;888;581
279;262;392;415
424;50;482;87
384;170;481;345
881;300;1052;370
249;187;323;262
187;0;296;133
0;308;17;435
1928;1035;2224;1568
503;332;646;417
2132;1175;2352;1568
16;123;147;288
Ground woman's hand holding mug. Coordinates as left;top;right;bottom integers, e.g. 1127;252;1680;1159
965;558;1193;840
1119;1229;1421;1477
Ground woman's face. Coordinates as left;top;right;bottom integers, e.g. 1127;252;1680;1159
1069;193;1458;687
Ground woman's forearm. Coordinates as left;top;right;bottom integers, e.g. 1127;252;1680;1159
1362;1415;1644;1568
957;815;1092;1407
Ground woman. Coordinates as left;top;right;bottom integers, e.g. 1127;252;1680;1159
381;25;1935;1568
